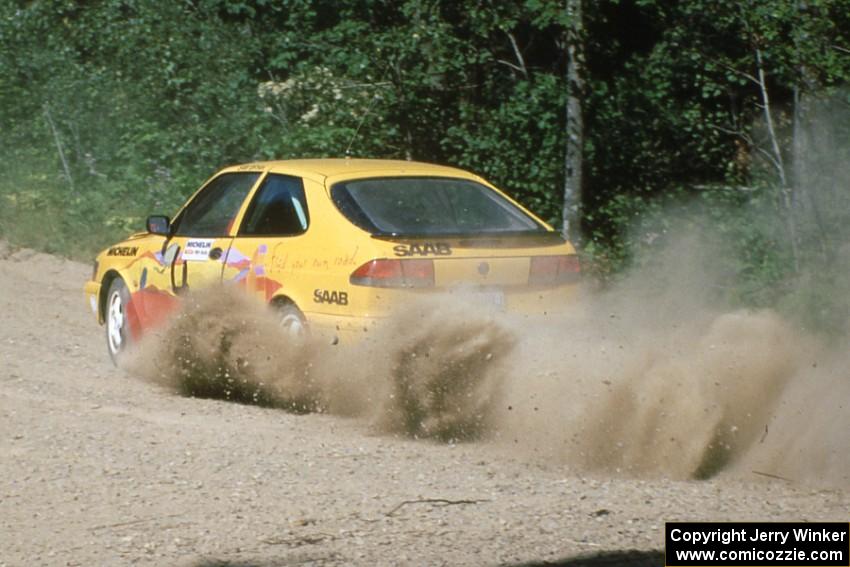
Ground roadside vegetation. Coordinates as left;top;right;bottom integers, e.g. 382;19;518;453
2;0;849;332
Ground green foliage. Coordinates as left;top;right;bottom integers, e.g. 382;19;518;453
444;75;566;224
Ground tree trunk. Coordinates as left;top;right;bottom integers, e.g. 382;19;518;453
755;47;799;271
43;103;74;193
562;0;583;244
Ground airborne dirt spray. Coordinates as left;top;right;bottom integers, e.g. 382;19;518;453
130;289;517;441
129;232;850;488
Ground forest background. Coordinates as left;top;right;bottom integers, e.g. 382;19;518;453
2;0;850;333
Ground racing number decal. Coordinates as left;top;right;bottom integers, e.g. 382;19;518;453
163;243;189;295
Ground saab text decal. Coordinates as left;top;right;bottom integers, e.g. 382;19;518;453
181;239;216;262
393;242;452;257
107;246;139;257
313;289;348;306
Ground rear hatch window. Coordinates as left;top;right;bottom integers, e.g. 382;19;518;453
331;177;548;236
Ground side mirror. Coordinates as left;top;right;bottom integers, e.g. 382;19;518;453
146;215;170;235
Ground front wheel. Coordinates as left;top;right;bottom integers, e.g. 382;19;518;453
105;277;132;365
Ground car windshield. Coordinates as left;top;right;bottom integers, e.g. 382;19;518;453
332;177;547;236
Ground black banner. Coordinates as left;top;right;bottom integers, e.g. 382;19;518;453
666;522;849;566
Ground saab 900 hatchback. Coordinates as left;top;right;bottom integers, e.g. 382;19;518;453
84;159;580;363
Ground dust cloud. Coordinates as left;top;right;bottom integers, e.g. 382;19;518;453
129;235;849;488
494;231;848;486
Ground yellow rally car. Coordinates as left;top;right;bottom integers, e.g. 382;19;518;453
84;159;579;363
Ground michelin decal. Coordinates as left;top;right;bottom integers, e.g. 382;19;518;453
181;239;216;262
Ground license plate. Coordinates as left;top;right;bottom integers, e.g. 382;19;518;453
473;289;505;310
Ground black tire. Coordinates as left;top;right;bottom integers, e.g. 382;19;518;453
105;277;132;366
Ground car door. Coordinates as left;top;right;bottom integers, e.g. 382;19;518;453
166;171;261;294
227;173;310;302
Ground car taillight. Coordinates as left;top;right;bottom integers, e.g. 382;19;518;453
350;259;435;288
529;255;580;285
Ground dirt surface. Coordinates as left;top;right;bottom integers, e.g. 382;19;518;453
1;246;848;567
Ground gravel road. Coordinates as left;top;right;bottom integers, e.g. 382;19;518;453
1;244;847;566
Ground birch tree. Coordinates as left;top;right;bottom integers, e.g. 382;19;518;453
562;0;584;243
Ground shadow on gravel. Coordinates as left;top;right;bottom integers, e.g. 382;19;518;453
192;562;278;567
508;549;663;567
192;549;664;567
191;559;338;567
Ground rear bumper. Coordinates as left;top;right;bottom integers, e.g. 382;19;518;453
304;283;579;344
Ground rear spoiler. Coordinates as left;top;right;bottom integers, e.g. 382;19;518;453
370;230;567;247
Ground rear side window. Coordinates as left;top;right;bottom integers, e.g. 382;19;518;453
332;177;545;236
240;174;309;236
174;172;259;237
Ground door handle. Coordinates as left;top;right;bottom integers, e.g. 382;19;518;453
209;247;223;260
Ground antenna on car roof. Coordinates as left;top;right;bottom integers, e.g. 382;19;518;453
344;93;382;158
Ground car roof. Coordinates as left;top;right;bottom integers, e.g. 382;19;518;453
221;158;481;182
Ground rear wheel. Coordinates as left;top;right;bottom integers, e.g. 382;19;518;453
274;301;308;341
105;278;132;365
